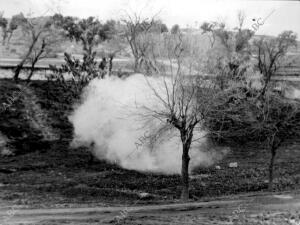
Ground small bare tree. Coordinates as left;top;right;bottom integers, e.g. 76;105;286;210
253;31;297;96
122;13;158;72
10;14;59;82
200;22;217;48
26;24;62;82
0;12;22;45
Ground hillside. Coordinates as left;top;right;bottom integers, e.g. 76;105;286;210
0;79;300;208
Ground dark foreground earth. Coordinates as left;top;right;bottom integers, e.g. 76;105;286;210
1;193;300;224
0;78;300;224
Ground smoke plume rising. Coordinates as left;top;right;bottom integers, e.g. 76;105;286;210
69;74;225;174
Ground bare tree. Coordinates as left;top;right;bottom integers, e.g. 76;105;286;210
141;34;217;200
10;14;59;82
0;13;23;45
253;31;297;96
237;11;245;31
205;86;300;191
122;13;157;72
26;27;62;81
200;22;217;48
203;24;299;191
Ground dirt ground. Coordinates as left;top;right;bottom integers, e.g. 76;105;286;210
1;193;300;225
1;79;300;225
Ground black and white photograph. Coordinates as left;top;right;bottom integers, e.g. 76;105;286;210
0;0;300;224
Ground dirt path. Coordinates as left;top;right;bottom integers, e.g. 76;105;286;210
0;200;238;224
1;193;300;225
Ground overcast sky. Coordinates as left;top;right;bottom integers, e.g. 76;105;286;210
0;0;299;37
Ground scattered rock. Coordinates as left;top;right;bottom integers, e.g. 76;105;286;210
228;162;238;168
215;165;221;170
138;192;152;199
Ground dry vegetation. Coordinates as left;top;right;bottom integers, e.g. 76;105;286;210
0;80;299;207
0;10;299;225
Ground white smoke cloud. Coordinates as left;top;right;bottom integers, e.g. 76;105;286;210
69;74;225;174
286;86;300;99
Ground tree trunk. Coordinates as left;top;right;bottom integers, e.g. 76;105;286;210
108;56;113;76
27;64;36;82
261;82;268;97
14;36;39;82
27;40;46;82
14;62;25;82
2;30;7;45
268;147;276;191
134;56;140;72
181;142;190;201
261;72;271;97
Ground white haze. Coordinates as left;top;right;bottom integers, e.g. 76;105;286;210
69;74;227;174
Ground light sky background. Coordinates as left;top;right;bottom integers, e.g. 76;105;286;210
0;0;299;37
